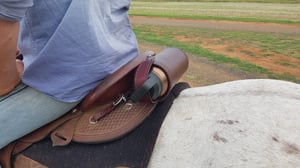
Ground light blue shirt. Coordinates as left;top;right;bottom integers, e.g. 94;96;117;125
0;0;138;102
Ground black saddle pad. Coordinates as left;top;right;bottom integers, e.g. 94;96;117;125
19;82;190;168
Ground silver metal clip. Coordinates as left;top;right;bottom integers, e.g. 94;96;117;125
113;94;127;106
147;52;156;60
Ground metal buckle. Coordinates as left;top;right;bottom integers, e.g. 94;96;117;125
113;94;127;106
147;53;156;60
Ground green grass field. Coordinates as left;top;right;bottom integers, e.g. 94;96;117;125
130;1;300;83
133;25;300;83
130;2;300;24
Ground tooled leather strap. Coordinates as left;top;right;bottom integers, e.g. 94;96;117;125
89;102;119;123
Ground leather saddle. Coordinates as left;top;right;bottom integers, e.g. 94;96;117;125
0;47;189;168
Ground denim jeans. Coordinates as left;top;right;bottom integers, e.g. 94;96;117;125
0;83;80;149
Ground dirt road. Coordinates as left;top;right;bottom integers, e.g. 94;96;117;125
131;16;300;87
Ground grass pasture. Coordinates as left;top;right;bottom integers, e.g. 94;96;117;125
130;2;300;24
130;1;300;83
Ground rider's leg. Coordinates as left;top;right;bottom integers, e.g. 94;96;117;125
0;83;80;149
